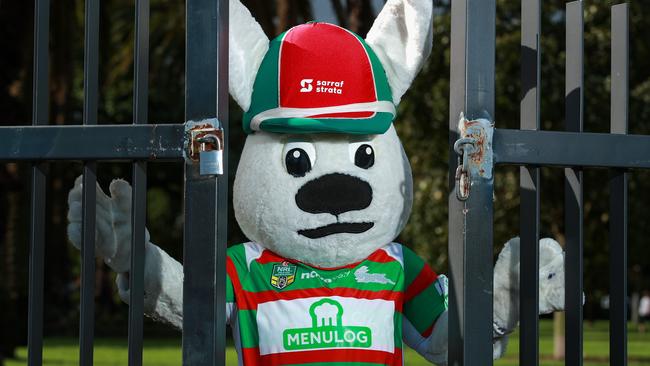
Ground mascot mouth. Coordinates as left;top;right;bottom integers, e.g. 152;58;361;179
298;222;374;239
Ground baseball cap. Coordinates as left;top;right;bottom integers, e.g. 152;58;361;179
242;22;395;135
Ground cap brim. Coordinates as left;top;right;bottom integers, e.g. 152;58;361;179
257;112;393;135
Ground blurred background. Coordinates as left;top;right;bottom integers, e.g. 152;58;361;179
1;0;650;365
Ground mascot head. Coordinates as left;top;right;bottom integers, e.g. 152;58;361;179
229;0;434;267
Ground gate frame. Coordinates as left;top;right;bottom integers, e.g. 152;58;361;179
1;0;646;366
448;1;638;366
448;0;496;365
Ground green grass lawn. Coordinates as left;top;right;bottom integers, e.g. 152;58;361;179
5;321;650;365
494;320;650;366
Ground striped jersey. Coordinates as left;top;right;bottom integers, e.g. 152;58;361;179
225;242;448;365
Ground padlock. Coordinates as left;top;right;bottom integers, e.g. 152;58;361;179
185;125;224;175
191;131;224;176
199;144;223;175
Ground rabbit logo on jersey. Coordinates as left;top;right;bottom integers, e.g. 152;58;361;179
283;299;372;350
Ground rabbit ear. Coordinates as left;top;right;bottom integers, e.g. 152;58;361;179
229;0;269;111
365;0;434;104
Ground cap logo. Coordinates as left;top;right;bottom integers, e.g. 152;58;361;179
300;79;313;93
300;79;345;95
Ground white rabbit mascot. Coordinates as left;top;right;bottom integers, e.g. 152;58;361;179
67;0;567;365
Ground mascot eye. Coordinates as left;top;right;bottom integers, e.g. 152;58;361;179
353;144;375;169
283;142;316;177
286;149;311;177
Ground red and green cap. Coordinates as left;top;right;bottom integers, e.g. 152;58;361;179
242;22;395;135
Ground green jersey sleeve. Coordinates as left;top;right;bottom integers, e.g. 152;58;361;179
402;246;448;338
226;272;234;303
225;246;238;325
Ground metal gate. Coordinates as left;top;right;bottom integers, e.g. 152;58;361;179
449;1;649;365
4;0;650;366
0;0;229;365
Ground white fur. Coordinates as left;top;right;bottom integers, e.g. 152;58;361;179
492;336;509;360
233;125;413;268
366;0;434;104
425;310;448;365
67;176;148;273
492;237;566;356
493;237;565;328
228;0;269;111
116;243;184;329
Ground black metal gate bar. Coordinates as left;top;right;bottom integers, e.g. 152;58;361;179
79;167;97;366
564;2;584;365
27;0;50;364
128;0;150;365
28;169;47;366
215;0;230;363
128;164;147;366
493;129;650;168
448;0;496;365
182;0;228;364
0;125;185;161
9;124;650;166
519;0;541;364
79;0;100;363
609;4;629;365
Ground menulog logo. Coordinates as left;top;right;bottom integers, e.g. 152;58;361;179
282;299;372;350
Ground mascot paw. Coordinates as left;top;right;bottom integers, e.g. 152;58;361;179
538;238;566;313
67;176;149;273
493;237;568;344
494;237;566;315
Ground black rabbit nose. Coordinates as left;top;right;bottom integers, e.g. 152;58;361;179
295;173;372;216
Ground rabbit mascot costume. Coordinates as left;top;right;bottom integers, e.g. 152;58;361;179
67;0;567;364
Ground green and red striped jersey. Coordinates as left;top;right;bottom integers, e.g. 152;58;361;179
225;242;448;366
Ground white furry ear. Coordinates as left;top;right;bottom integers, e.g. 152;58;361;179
365;0;434;104
229;0;269;111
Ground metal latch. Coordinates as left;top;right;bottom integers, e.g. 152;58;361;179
454;137;475;201
185;119;224;176
453;112;494;201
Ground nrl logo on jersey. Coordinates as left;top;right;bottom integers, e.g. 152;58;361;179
270;261;297;290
